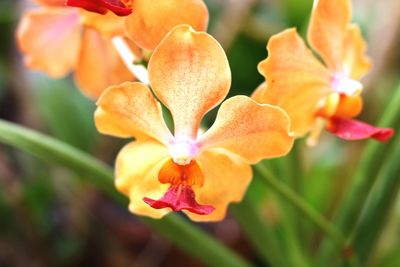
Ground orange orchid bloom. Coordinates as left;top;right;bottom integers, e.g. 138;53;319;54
95;25;294;221
17;0;209;98
255;0;394;145
17;0;135;98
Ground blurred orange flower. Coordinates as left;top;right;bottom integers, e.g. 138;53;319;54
16;0;209;98
255;0;393;145
95;25;294;221
17;0;135;98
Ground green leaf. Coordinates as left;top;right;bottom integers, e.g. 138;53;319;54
349;135;400;264
32;75;98;151
232;187;290;267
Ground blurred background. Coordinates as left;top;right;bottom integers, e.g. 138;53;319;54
0;0;399;266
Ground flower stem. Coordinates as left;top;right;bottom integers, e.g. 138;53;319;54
254;163;346;248
0;119;252;267
232;193;291;267
112;36;150;84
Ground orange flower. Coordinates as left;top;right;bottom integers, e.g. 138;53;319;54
17;0;209;98
17;0;135;98
95;25;294;221
255;0;393;144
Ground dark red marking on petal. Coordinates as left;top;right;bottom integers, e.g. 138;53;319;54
65;0;132;16
143;184;215;215
327;117;394;142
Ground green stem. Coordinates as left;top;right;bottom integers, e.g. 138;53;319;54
0;119;252;267
315;83;400;266
349;135;400;264
232;193;290;267
254;164;346;248
267;150;310;267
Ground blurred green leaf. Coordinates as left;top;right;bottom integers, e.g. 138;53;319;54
349;135;400;264
32;75;98;152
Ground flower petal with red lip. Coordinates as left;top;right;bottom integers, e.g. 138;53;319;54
66;0;132;16
115;140;171;219
184;149;252;222
327;117;394;142
143;184;215;215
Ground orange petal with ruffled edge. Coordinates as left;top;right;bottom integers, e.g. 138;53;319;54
95;82;173;144
75;29;134;99
148;25;231;139
124;0;209;50
343;24;372;80
33;0;66;6
80;10;125;37
258;28;332;137
308;0;351;71
251;82;267;103
16;8;81;78
198;96;294;164
115;140;171;219
184;149;252;222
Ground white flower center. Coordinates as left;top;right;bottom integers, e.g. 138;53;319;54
169;136;199;165
332;72;362;96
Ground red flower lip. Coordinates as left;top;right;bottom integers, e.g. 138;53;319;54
327;117;394;142
66;0;133;16
143;184;215;215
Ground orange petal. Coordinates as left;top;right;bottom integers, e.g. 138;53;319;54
334;94;363;118
148;25;231;139
95;82;173;144
343;24;372;80
16;8;82;78
308;0;351;71
115;140;171;219
184;149;252;222
124;0;209;50
80;9;125;37
74;28;134;98
33;0;66;6
258;28;332;137
199;96;294;164
251;82;267;103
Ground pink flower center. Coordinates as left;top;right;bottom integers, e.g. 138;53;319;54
332;72;362;96
169;136;199;165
